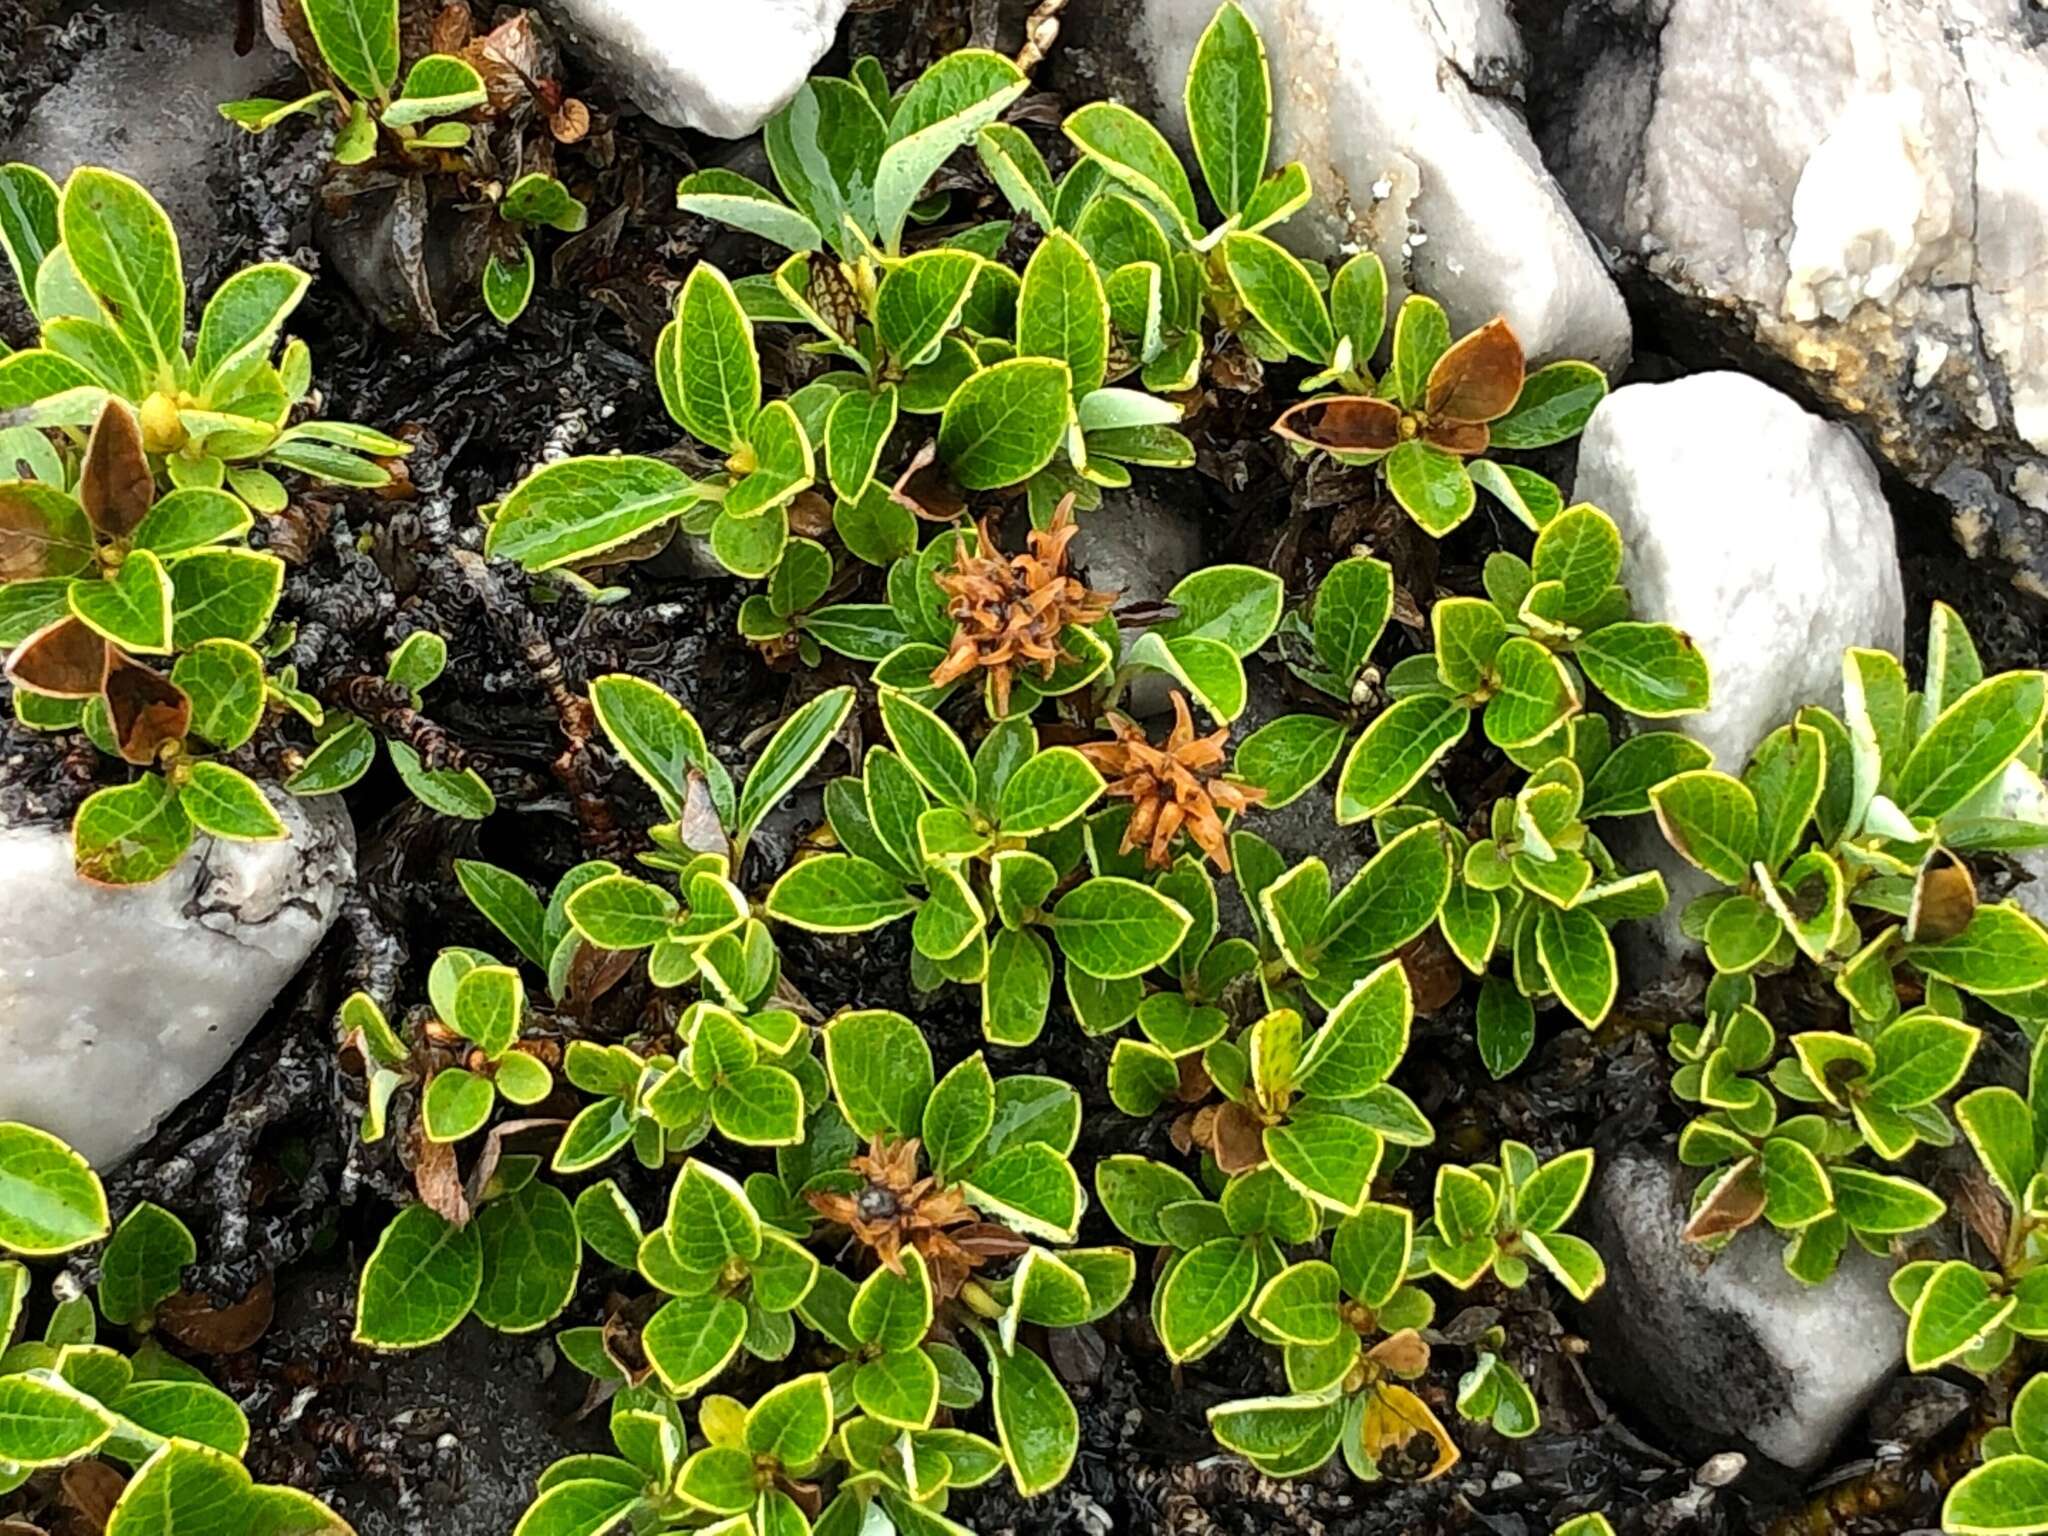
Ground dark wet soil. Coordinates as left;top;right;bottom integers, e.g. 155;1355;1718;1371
3;2;2045;1533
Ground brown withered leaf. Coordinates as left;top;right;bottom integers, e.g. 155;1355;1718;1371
1396;931;1464;1015
1907;853;1976;945
466;1117;569;1211
1271;395;1401;453
6;616;110;698
1422;418;1491;456
1191;1101;1266;1174
788;488;834;540
59;1459;126;1527
1362;1383;1460;1482
78;399;155;539
888;440;967;524
1367;1327;1432;1379
410;1122;471;1226
156;1273;275;1356
565;940;637;1011
1424;317;1524;423
1079;692;1266;873
1681;1158;1767;1244
0;484;93;579
550;99;592;145
104;652;190;765
680;769;732;859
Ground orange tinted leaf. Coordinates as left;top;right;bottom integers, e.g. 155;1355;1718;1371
1424;318;1524;423
1271;396;1401;453
105;651;191;764
79;398;155;538
1423;419;1490;456
6;615;109;697
0;483;95;580
1361;1383;1459;1482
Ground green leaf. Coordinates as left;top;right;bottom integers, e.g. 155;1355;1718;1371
999;746;1104;836
1384;440;1475;537
589;673;728;824
825;386;899;502
976;123;1057;229
1906;1260;2017;1371
453;860;548;969
747;1372;834;1468
0;1123;108;1258
1234;714;1346;808
1158;565;1285;657
1312;554;1393;684
170;639;264;750
1490;362;1608;450
1650;771;1760;887
70;550;171;652
1895;671;2047;820
511;1479;640;1536
1266;1113;1384;1215
1867;1013;1979;1109
473;1181;580;1333
643;1292;747;1398
1221;233;1332;362
765;79;886;259
1207;1394;1344;1476
1583;732;1715;819
1943;1455;2048;1536
1530;505;1622;617
736;686;854;845
767;854;915;932
192;260;308;388
381;52;486;125
59;168;184;385
1157;1237;1258;1360
1433;596;1508;696
0;163;60;303
1484;637;1578;749
1906;905;2048;996
300;0;400;100
1063;100;1199;237
1535;904;1618;1026
851;1246;935;1353
987;1338;1078;1497
961;1142;1082;1243
1388;295;1451;408
1051;876;1192;979
712;1066;804;1147
1250;1260;1341;1346
1296;961;1410;1098
1761;1135;1834;1229
924;1053;996;1184
873;51;1028;253
486;457;702;572
1958;1086;2036;1209
166;548;283;648
875;249;982;370
937;357;1073;490
482;244;535;325
677;168;820;252
180;761;287;842
387;740;494;821
1333;695;1468;823
354;1203;482;1349
1185;1;1271;217
824;1010;933;1138
72;776;194;886
665;1160;762;1272
1094;1156;1202;1247
1830;1166;1945;1235
878;687;978;810
1017;230;1109;398
665;265;760;453
97;1202;194;1327
1578;623;1712;718
0;1372;113;1466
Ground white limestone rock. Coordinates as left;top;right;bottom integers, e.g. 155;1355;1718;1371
1573;374;1906;959
2005;767;2048;927
0;792;354;1169
1532;0;2048;594
1128;0;1631;371
532;0;851;138
1581;1149;1905;1474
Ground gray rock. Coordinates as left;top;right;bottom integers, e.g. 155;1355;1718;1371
2004;766;2048;926
1124;0;1631;371
1529;0;2048;596
1580;1148;1905;1475
0;790;354;1168
1074;482;1206;723
532;0;851;137
0;0;284;272
1573;373;1905;959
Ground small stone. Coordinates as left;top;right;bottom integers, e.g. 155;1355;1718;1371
0;791;354;1168
530;0;851;137
1579;1149;1904;1475
1572;373;1905;961
1125;0;1631;370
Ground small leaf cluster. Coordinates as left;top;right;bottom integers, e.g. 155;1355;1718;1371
1941;1372;2048;1536
1877;1030;2048;1374
1652;604;2047;1023
0;1124;353;1529
766;689;1198;1043
1420;1143;1604;1302
1671;971;1958;1284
